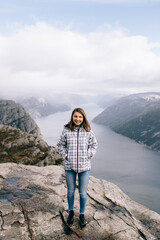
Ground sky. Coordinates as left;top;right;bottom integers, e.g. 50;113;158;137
1;0;160;98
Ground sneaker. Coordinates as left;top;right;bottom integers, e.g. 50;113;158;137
67;210;74;225
79;214;86;228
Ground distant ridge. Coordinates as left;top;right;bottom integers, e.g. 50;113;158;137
17;96;70;118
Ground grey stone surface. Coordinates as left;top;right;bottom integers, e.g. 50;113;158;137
0;163;159;240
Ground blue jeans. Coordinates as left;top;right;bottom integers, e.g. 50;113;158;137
65;170;90;214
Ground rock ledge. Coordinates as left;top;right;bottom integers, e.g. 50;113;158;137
0;163;160;240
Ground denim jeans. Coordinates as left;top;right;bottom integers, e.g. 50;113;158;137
65;170;90;214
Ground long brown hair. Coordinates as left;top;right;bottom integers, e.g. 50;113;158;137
65;108;91;132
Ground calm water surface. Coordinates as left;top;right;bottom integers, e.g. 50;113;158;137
36;104;160;214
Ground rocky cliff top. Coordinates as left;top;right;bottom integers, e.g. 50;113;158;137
0;100;41;137
0;125;63;166
0;163;159;240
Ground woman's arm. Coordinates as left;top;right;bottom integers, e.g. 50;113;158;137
57;128;68;160
88;131;98;159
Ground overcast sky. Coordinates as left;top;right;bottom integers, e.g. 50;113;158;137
1;0;160;98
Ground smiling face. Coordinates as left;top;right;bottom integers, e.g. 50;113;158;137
72;111;83;127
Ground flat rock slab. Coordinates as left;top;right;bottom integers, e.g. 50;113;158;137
0;163;160;240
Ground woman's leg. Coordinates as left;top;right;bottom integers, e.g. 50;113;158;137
65;170;77;211
78;170;90;214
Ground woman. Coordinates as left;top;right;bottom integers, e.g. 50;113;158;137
57;108;98;228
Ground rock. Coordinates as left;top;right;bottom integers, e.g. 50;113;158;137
0;125;63;166
0;100;41;137
0;163;159;240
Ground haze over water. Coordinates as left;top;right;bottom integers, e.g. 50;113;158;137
36;103;160;214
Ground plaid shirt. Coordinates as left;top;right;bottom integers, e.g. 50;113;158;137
57;126;98;173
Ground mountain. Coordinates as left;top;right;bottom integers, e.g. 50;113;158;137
0;163;159;239
2;92;121;116
0;95;160;239
0;100;41;137
93;92;160;151
114;108;160;151
18;92;121;111
17;96;70;118
0;99;63;165
0;124;63;166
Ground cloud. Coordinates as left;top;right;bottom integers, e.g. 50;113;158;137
1;21;160;98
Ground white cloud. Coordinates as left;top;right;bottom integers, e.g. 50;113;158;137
1;21;160;98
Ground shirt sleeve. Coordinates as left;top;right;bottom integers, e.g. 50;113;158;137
57;128;68;160
88;130;98;159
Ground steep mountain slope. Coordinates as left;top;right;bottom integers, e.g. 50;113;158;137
93;92;160;151
93;92;160;128
0;100;41;136
114;108;160;151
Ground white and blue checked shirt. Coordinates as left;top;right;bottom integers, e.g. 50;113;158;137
57;126;98;173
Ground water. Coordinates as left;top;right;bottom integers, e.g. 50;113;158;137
35;103;160;214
